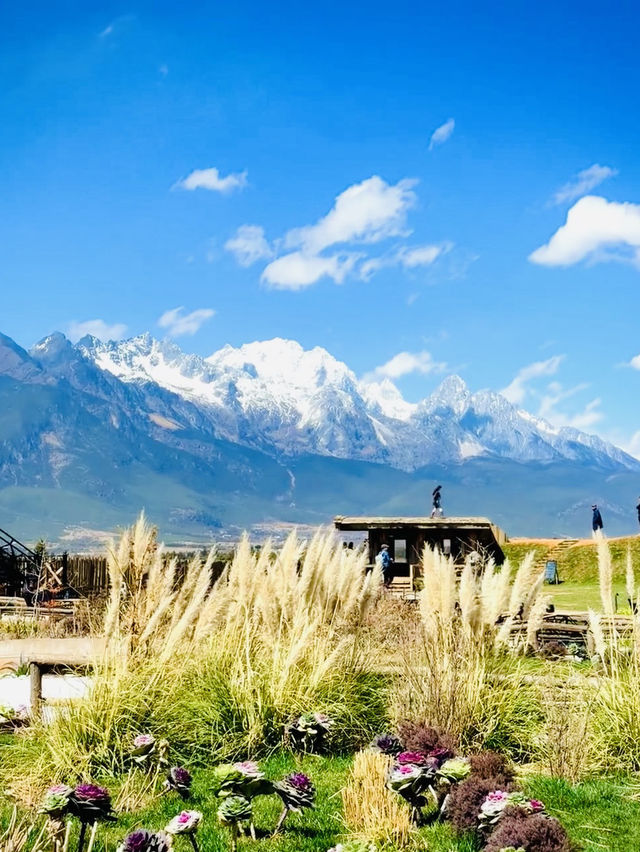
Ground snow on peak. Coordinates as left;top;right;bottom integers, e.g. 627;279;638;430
421;374;471;417
207;338;355;396
359;377;417;421
71;333;640;473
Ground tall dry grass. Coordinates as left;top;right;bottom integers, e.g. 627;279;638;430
395;547;543;755
13;515;385;784
341;750;412;848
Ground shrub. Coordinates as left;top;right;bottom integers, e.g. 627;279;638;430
396;721;456;757
485;808;574;852
469;751;515;782
448;776;516;833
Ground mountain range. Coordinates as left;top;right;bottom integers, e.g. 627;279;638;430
0;329;638;545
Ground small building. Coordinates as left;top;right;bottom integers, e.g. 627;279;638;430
333;515;507;584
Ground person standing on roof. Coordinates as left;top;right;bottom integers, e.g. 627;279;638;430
592;504;603;534
431;485;443;518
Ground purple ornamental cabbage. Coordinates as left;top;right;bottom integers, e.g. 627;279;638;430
117;830;172;852
370;733;401;755
69;784;115;822
164;766;192;799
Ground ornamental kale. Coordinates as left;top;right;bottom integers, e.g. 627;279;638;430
165;811;202;835
39;784;73;817
370;733;401;755
117;829;173;852
438;757;472;783
286;712;333;753
69;784;115;823
164;767;192;799
386;759;439;821
479;790;545;831
213;761;273;799
272;773;316;834
131;734;156;766
273;773;315;812
217;797;251;852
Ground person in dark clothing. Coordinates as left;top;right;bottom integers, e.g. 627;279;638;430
431;485;443;518
636;497;640;529
592;504;603;533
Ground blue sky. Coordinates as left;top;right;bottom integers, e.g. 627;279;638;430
2;0;640;452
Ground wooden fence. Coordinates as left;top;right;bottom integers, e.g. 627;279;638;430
46;553;231;596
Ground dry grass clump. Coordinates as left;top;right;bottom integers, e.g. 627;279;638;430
395;547;543;753
341;750;412;848
0;807;49;852
15;514;385;782
535;679;596;783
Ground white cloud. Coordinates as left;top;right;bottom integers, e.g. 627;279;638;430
98;15;134;39
285;176;417;255
359;242;451;280
68;319;128;343
398;243;451;268
529;195;640;267
429;118;455;150
620;430;640;459
552;164;617;205
365;350;448;382
224;225;274;266
174;167;247;194
261;252;359;290
538;382;603;430
501;355;564;404
225;174;452;292
158;306;215;336
629;354;640;370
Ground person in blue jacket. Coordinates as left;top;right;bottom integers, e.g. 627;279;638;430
376;544;394;586
592;504;603;533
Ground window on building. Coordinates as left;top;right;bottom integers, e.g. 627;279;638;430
443;539;451;556
394;539;407;561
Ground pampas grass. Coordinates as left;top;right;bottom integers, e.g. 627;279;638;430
395;547;542;755
16;515;385;783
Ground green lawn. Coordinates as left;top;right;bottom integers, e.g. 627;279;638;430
3;751;640;851
504;535;640;613
545;580;630;613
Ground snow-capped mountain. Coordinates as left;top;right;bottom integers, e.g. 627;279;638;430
73;333;638;473
1;328;638;542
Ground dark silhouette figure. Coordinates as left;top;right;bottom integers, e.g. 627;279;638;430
636;497;640;530
431;485;443;518
592;504;603;533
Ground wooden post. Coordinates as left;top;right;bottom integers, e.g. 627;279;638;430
29;661;42;719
